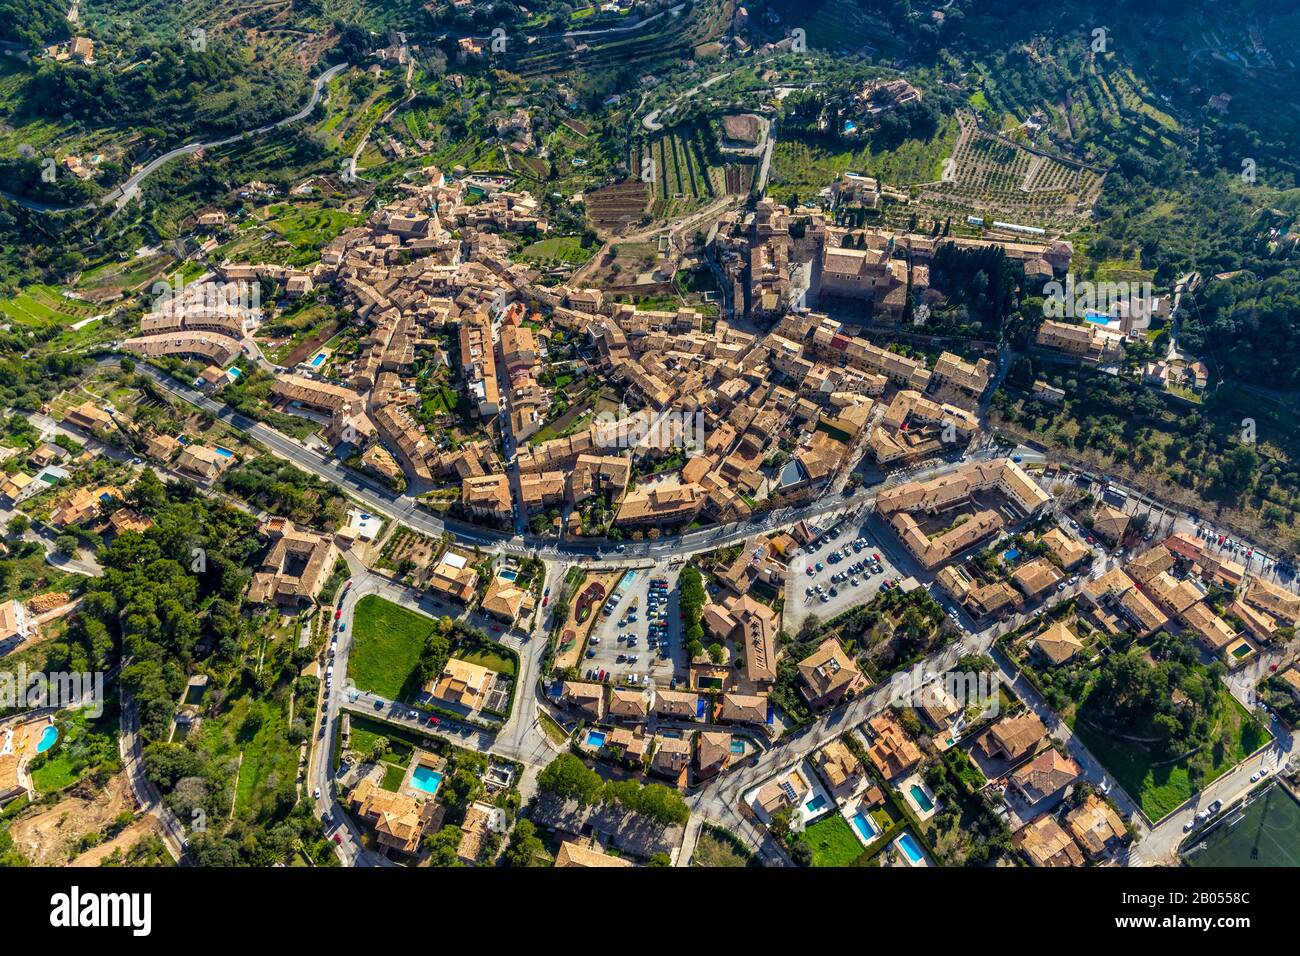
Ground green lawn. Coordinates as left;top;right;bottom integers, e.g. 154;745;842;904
348;715;418;764
517;235;595;266
692;825;757;867
538;710;570;747
348;595;437;699
0;284;99;327
1074;689;1272;822
804;813;865;867
380;763;406;792
29;700;122;794
458;645;517;678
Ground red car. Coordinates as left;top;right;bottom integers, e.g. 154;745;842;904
333;833;342;845
427;715;441;726
335;609;342;620
542;596;549;607
872;552;881;562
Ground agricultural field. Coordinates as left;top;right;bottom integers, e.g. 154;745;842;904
217;201;362;268
915;120;1105;229
768;116;957;208
0;284;102;326
643;128;715;219
585;180;652;233
963;41;1186;164
313;68;402;160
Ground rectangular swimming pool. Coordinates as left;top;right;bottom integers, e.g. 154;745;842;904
410;766;443;796
850;812;880;843
910;784;935;813
805;794;829;814
586;730;607;748
897;832;924;863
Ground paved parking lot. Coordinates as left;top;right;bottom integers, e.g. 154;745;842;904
580;563;689;689
783;508;905;633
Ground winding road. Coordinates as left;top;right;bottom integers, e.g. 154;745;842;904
1;63;348;215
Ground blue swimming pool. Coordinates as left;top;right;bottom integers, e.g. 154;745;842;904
1083;310;1112;325
586;730;607;748
498;569;518;581
897;832;924;863
1003;548;1020;561
729;740;745;755
851;811;880;842
910;784;935;813
214;447;235;458
310;352;327;367
35;725;59;754
228;366;241;378
805;794;829;814
410;765;443;796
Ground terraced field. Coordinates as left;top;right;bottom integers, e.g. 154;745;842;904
915;120;1105;229
585;179;652;233
0;285;102;326
644;128;715;219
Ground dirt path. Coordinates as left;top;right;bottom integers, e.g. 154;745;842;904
68;814;162;867
8;771;136;866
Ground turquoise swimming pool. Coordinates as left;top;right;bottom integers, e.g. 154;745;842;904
729;740;745;755
910;784;935;813
215;447;235;458
310;352;327;367
36;725;59;754
498;569;518;581
410;766;443;796
1003;548;1020;561
851;811;880;843
897;832;924;863
805;794;829;814
586;730;607;748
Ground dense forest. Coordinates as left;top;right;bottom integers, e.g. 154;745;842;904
0;0;70;46
37;469;335;865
